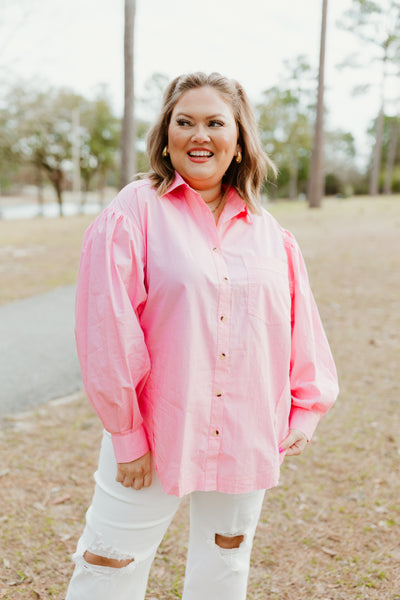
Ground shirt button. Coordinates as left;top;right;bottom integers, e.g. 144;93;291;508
212;247;220;253
216;391;223;397
213;429;220;436
223;276;229;281
220;315;226;322
219;352;226;360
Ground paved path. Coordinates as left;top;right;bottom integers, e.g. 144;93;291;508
0;286;82;417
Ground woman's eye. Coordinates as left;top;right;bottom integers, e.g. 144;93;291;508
176;119;191;126
209;120;224;127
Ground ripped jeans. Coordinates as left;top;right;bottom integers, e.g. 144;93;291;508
66;431;266;600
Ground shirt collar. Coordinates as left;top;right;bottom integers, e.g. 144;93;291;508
162;171;253;224
162;171;189;195
223;186;253;224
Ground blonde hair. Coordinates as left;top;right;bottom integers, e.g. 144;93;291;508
146;72;276;213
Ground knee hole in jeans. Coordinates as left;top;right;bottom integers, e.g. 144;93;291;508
84;550;134;568
214;533;244;549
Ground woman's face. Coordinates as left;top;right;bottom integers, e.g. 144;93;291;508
167;86;240;193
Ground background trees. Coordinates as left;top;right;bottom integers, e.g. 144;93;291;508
120;0;137;188
339;0;400;196
0;85;120;215
307;0;328;208
256;53;358;200
6;86;81;216
79;91;120;205
2;1;400;207
257;57;314;200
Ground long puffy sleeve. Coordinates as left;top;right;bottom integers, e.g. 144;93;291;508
284;230;339;440
75;207;151;463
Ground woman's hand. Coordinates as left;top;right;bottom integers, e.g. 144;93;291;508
116;451;152;490
279;429;308;456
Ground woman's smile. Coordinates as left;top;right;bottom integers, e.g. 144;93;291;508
187;147;214;162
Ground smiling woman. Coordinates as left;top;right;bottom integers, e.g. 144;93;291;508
147;72;276;214
166;86;240;214
65;72;338;600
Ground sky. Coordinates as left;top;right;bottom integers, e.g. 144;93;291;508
1;0;390;167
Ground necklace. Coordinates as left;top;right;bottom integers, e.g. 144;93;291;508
206;195;223;213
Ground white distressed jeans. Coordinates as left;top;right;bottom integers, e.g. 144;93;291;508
66;431;266;600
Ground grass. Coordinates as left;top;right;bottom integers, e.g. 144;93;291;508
1;195;400;599
0;215;94;306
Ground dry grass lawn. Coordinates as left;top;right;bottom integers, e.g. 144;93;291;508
1;196;400;599
0;215;94;306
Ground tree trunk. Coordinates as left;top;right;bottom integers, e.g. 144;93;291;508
53;171;64;217
36;165;44;217
80;178;89;213
99;169;108;207
383;120;398;195
72;108;81;203
120;0;137;189
45;167;64;217
289;155;298;200
308;0;328;208
369;104;384;196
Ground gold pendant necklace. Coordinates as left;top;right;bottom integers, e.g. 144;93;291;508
208;196;223;213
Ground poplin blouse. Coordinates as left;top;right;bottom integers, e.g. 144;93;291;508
75;172;339;497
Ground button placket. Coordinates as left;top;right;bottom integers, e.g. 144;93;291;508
205;244;232;488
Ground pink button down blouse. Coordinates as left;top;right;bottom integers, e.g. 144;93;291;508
75;172;339;497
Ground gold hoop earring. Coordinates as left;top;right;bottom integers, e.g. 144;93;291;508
235;150;242;164
162;146;169;158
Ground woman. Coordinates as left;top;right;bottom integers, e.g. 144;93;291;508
66;72;338;600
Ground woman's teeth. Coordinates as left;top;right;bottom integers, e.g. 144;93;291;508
188;151;213;157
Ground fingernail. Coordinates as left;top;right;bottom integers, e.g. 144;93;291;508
279;447;285;453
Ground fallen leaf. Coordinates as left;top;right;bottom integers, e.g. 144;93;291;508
320;546;337;557
49;494;71;505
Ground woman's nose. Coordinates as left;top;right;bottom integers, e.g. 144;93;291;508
191;124;210;143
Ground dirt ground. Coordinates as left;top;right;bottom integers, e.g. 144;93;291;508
0;214;94;306
0;196;399;599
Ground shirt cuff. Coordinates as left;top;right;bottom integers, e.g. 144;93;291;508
288;405;323;442
111;425;150;463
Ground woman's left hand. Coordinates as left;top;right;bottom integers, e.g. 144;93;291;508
279;429;308;456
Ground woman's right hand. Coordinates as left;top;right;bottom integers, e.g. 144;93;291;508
116;451;152;490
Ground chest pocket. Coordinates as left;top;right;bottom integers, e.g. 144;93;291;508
242;256;291;325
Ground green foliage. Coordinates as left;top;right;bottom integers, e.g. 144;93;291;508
1;72;172;202
324;129;358;195
325;172;342;195
380;115;400;164
79;90;121;192
257;55;359;198
367;113;400;192
338;0;400;195
0;107;20;191
1;83;123;205
257;56;315;199
3;85;83;206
